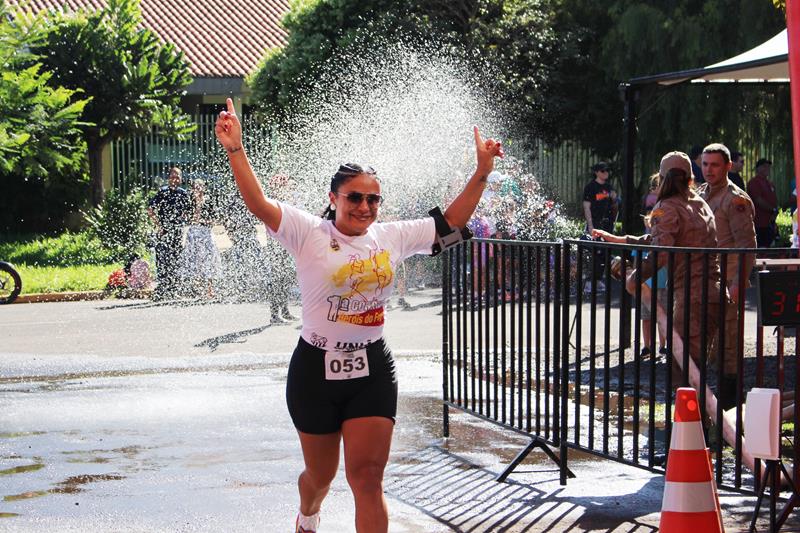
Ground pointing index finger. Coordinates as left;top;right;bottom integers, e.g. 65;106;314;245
226;97;235;115
473;125;483;146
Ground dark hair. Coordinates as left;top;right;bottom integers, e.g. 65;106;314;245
657;167;690;201
730;151;743;161
322;163;378;220
689;145;703;160
702;143;731;164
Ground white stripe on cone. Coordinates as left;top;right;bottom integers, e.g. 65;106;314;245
669;421;706;450
662;481;718;513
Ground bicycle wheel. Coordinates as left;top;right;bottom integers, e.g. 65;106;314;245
0;262;22;304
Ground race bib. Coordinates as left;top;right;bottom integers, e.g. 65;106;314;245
324;349;369;380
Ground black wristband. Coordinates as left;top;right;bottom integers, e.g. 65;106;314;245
227;146;242;153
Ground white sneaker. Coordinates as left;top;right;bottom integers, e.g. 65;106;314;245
296;512;320;533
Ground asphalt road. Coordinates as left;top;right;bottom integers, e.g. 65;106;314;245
0;290;796;532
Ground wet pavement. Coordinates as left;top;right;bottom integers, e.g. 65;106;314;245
1;292;799;531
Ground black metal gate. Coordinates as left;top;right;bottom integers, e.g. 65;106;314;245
441;238;800;497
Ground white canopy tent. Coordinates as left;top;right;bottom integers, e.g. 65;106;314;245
619;30;789;229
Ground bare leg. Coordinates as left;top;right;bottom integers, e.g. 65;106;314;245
297;430;341;516
642;318;652;351
342;417;394;533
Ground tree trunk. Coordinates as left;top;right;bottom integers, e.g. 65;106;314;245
87;139;107;207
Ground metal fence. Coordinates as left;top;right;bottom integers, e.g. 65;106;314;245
110;113;262;193
111;117;793;218
441;238;800;501
441;239;575;482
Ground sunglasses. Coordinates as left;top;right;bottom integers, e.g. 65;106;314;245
335;192;384;207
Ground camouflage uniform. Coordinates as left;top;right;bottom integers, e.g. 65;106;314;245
697;180;756;376
627;192;721;383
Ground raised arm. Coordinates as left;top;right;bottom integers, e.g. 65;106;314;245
215;98;282;232
443;126;504;229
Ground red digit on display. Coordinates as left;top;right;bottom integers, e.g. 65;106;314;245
796;291;800;313
771;291;786;316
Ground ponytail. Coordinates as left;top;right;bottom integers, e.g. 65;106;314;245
322;205;336;220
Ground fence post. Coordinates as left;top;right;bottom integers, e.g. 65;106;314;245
558;243;571;485
442;248;450;438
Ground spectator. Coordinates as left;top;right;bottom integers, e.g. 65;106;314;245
727;151;746;190
582;162;617;292
181;179;221;299
220;189;270;302
641;173;659;232
582;162;617;234
125;255;152;290
698;143;756;410
747;158;779;247
594;152;722;385
147;166;191;299
636;173;666;358
690;145;705;185
265;174;298;324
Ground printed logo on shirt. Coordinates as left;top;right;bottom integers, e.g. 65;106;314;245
333;340;371;352
326;248;393;326
310;333;328;348
595;191;610;201
732;196;749;213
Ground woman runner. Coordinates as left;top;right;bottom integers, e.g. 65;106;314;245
216;98;503;533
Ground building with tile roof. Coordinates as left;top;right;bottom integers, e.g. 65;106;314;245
5;0;291;188
5;0;290;110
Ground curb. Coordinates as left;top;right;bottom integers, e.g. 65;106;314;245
14;291;111;304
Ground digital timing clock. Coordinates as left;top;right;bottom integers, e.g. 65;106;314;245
757;270;800;326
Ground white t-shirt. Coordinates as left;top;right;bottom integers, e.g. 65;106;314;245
268;202;436;350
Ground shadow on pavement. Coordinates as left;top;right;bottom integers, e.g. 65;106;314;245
194;325;271;351
386;445;659;532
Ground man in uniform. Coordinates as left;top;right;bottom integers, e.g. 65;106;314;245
147;166;191;299
596;152;722;386
698;143;757;410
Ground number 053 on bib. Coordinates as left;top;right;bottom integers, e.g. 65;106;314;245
324;349;370;380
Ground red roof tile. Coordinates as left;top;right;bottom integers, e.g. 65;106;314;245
5;0;290;78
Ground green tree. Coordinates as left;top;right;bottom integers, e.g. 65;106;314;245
249;0;566;142
31;0;194;206
550;0;785;164
0;2;91;232
249;0;428;120
250;0;786;201
0;3;88;177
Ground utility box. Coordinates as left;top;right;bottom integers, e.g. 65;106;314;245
745;388;782;460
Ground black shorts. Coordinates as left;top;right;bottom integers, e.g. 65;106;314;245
286;337;398;434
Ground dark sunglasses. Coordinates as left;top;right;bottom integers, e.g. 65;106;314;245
335;192;384;206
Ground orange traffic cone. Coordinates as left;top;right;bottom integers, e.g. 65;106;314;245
659;387;725;532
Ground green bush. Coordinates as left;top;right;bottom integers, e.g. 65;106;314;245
84;188;151;262
774;208;794;248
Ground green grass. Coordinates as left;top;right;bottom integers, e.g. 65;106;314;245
0;231;115;267
1;231;126;294
16;264;120;294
